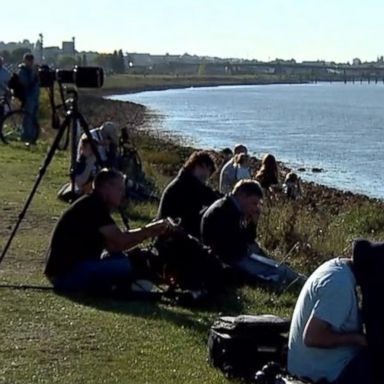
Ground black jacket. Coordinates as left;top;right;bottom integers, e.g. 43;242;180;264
201;196;256;263
157;169;219;238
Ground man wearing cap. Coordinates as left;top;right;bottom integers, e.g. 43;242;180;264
288;239;376;384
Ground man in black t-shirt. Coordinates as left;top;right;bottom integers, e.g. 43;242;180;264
45;169;174;294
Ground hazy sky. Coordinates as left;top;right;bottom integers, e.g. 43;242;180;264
2;0;383;62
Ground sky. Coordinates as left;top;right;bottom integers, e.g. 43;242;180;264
2;0;384;62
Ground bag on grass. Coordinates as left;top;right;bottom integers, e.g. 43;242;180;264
208;314;290;381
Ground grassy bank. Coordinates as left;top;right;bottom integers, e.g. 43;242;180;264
1;86;384;383
99;73;308;95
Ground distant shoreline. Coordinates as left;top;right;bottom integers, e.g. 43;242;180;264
91;74;311;97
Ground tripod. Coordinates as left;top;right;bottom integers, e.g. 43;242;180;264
0;87;105;264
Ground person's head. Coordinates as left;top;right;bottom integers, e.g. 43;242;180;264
183;150;216;183
285;171;298;184
232;179;263;217
0;56;4;68
100;121;119;147
233;144;248;156
352;239;384;286
221;147;233;162
261;153;277;171
23;53;34;67
93;168;125;208
255;153;279;185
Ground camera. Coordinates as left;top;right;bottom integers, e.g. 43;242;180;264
39;65;104;88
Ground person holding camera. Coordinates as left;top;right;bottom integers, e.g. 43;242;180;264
17;53;40;144
219;144;248;194
45;169;176;295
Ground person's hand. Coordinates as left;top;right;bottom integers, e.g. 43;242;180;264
145;218;179;237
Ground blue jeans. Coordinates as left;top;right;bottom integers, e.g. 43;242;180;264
22;96;39;142
52;254;133;295
233;254;304;288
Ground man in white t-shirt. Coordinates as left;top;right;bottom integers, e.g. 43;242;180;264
219;144;247;194
288;240;375;384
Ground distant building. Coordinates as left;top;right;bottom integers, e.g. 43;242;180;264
126;53;153;67
62;38;75;56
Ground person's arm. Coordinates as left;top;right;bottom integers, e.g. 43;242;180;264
303;315;367;348
99;219;174;252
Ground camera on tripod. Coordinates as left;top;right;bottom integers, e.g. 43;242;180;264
39;65;104;88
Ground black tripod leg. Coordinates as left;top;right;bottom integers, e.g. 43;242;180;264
0;116;71;264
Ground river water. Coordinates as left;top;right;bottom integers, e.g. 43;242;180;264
110;83;384;198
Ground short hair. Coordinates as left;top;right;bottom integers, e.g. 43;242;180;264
233;144;247;155
233;179;263;199
23;53;34;61
183;151;216;174
93;168;124;190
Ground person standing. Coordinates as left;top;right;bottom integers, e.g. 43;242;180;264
18;53;40;144
0;56;11;117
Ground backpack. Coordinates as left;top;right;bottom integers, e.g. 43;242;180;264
208;314;290;382
8;72;25;103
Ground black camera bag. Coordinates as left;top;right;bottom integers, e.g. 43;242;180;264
208;314;290;381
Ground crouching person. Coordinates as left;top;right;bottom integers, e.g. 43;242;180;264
201;179;300;287
287;241;375;384
45;169;174;295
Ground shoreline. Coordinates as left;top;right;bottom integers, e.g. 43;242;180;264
79;90;382;210
95;84;383;204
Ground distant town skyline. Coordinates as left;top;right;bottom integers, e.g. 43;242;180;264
2;0;384;63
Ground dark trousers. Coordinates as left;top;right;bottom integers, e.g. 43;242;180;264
334;349;373;384
51;253;133;295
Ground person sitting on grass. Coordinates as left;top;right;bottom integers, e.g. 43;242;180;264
45;168;176;295
155;151;223;292
201;179;301;287
156;150;220;238
254;153;279;196
219;144;248;194
283;171;302;200
288;239;379;384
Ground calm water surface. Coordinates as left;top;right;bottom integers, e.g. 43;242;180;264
110;83;384;198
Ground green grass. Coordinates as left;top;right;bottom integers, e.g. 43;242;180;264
1;95;384;383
